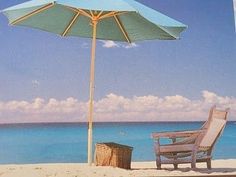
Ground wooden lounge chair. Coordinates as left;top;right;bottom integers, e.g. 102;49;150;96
152;106;230;169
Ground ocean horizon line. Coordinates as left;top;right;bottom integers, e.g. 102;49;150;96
0;120;235;126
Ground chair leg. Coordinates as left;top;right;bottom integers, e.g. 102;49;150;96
154;139;161;169
156;162;161;169
156;158;161;169
207;159;211;169
191;150;197;169
173;153;178;169
191;161;196;169
206;150;212;170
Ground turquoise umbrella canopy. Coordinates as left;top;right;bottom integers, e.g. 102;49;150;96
2;0;187;165
2;0;186;41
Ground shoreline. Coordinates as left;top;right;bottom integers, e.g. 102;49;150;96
0;159;235;177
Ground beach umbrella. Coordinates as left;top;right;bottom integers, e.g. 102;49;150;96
2;0;187;165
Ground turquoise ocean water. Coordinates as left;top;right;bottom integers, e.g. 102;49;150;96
0;122;235;164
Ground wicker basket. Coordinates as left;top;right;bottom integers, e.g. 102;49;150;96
94;142;133;169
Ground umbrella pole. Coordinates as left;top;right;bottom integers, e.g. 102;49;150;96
88;19;97;166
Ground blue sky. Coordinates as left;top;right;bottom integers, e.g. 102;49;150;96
0;0;235;123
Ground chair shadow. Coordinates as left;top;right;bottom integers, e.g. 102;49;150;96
176;168;236;177
191;167;236;174
131;167;236;175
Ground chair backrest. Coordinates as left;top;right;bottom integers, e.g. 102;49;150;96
199;106;229;150
201;105;229;130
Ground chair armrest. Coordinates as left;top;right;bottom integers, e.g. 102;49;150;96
152;129;204;139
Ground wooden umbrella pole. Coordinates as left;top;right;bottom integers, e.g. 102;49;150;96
88;18;97;166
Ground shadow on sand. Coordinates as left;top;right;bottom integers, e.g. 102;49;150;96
131;167;236;177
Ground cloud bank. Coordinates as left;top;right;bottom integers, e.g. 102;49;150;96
0;91;235;123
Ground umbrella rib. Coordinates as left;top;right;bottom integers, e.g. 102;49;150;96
62;12;80;37
97;11;104;19
63;5;79;13
78;9;92;19
64;6;92;19
10;3;55;25
99;11;127;20
89;10;95;18
114;15;131;43
99;11;116;20
90;11;104;20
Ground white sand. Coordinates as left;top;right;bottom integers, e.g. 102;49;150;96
0;159;236;177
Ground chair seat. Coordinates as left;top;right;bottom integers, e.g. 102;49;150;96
159;144;194;153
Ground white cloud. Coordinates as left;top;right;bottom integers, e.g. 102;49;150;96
123;43;138;49
101;40;119;48
100;40;138;49
32;80;40;87
0;91;235;123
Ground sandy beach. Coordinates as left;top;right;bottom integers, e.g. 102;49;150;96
0;159;235;177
